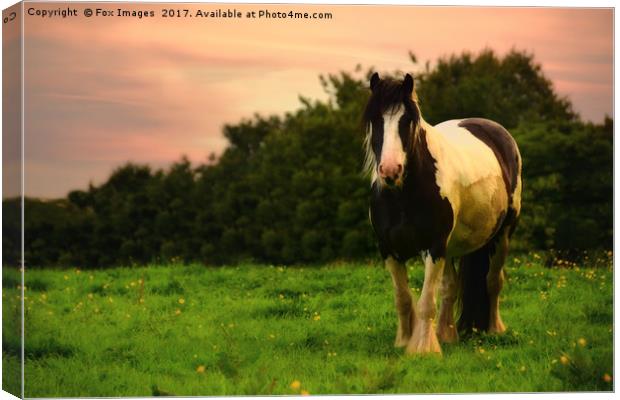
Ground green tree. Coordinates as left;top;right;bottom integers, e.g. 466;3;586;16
416;49;576;128
514;117;613;252
5;49;612;268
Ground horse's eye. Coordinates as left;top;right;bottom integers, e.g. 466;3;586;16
398;118;412;148
371;122;383;158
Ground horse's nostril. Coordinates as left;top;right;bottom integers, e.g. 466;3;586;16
397;164;403;174
378;164;385;174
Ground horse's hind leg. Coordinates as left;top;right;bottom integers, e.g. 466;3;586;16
487;229;510;334
386;257;416;347
437;258;458;343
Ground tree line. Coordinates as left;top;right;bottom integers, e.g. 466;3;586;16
2;49;612;268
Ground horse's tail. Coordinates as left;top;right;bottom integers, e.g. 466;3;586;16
456;243;491;333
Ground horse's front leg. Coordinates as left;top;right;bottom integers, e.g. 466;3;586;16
386;256;417;347
407;252;444;354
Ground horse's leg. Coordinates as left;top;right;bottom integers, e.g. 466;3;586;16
487;230;509;334
437;257;458;343
407;253;444;354
386;256;416;347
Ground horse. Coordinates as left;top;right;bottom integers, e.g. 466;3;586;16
363;72;522;355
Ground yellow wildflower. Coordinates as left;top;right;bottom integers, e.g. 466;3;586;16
290;380;301;390
196;365;206;373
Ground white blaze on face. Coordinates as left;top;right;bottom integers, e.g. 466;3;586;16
379;106;407;178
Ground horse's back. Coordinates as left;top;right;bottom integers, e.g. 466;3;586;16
456;118;521;200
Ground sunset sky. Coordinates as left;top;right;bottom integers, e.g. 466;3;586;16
9;3;614;198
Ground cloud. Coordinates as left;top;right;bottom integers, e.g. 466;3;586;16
17;5;612;198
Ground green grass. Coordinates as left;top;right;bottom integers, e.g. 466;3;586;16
2;254;613;396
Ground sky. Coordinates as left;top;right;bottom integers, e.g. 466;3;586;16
6;3;614;198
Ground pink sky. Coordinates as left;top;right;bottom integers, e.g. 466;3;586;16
13;4;613;197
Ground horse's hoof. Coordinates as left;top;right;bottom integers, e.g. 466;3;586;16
405;339;442;355
394;326;412;347
437;324;458;344
394;309;416;347
406;323;442;355
488;320;506;334
395;336;409;348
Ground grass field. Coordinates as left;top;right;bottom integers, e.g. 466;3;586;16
2;254;614;396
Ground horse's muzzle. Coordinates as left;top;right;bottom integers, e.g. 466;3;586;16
379;163;403;184
382;175;403;188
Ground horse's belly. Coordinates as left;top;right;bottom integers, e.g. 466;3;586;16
446;175;507;256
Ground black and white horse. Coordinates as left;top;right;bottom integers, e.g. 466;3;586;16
364;73;522;354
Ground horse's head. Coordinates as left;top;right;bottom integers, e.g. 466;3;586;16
363;72;421;188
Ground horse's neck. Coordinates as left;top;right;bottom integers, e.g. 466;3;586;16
409;118;441;173
419;118;446;152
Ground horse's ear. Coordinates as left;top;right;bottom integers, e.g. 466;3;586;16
370;72;380;92
403;73;414;95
